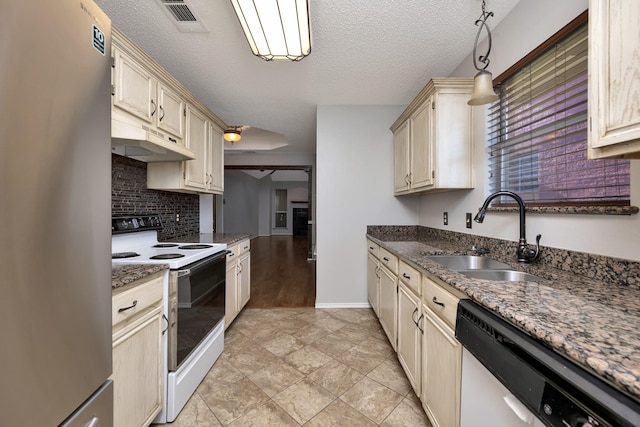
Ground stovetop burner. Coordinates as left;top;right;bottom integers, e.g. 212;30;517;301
153;243;179;248
150;253;185;260
112;252;140;259
178;244;214;250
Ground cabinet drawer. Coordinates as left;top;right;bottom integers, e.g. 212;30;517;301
367;240;379;257
399;261;421;296
238;239;251;255
226;243;238;262
423;276;459;329
379;248;398;274
112;273;163;328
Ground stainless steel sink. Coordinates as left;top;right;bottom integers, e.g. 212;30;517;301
457;269;544;282
426;255;511;270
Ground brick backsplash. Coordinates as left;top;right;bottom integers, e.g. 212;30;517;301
112;154;199;240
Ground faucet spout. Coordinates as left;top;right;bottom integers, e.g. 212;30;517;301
474;191;541;263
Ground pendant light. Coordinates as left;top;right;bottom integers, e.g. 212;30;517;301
468;0;499;106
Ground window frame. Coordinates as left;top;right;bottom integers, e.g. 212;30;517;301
487;10;630;208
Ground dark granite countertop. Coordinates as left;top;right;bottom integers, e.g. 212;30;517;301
366;234;640;403
164;233;250;245
112;264;167;290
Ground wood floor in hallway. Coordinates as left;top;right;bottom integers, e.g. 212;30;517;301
246;236;316;308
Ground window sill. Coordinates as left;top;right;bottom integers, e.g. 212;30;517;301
487;206;639;215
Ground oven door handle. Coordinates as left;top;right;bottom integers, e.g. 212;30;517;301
177;250;230;277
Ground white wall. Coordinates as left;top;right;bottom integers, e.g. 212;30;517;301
316;105;419;307
222;170;260;237
417;0;640;262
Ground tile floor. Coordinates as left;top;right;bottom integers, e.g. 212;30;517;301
157;308;432;426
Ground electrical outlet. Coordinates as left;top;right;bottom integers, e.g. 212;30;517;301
466;213;472;228
176;213;180;222
443;212;449;225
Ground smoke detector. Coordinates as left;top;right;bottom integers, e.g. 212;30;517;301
157;0;208;33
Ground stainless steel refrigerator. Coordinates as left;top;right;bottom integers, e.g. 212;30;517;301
0;1;113;425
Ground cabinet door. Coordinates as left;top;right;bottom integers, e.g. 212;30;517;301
397;283;421;396
184;105;208;190
393;120;411;194
225;257;238;329
378;264;398;350
588;0;640;157
422;305;462;427
157;83;184;139
208;122;224;193
367;253;380;316
113;49;155;123
410;99;434;190
238;251;251;309
112;306;163;427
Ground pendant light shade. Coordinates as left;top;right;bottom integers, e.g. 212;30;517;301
223;128;242;143
467;0;498;106
230;0;311;61
468;70;499;105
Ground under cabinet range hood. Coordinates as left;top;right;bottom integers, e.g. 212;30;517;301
111;116;196;162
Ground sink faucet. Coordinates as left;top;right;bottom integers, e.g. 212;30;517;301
474;191;541;263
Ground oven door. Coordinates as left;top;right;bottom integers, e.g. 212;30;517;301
173;251;226;369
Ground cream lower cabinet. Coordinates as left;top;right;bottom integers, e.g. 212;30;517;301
225;239;251;329
588;0;640;159
111;272;165;427
378;264;398;351
397;281;422;396
367;240;381;316
421;276;462;427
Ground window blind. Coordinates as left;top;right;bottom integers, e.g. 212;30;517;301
487;23;630;206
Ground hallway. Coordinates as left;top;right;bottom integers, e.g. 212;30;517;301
247;236;316;308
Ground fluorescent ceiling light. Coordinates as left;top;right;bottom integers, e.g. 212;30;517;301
230;0;311;61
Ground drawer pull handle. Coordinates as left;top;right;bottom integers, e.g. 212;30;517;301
383;257;389;261
118;300;138;313
432;296;445;307
369;246;374;250
402;273;411;280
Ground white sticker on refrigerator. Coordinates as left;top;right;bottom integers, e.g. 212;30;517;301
92;25;105;55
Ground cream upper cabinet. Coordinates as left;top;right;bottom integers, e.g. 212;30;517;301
112;48;155;123
588;0;640;159
112;27;226;192
147;105;225;194
112;47;185;141
391;78;473;195
184;105;209;190
208;122;224;193
393;120;411;194
157;83;185;139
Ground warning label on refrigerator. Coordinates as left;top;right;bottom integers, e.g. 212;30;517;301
93;25;105;55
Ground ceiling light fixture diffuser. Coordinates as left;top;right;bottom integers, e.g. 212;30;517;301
223;127;242;143
468;0;499;106
230;0;311;61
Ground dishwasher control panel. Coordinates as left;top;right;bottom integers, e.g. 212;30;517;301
539;382;607;427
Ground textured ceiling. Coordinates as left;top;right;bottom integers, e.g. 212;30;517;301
95;0;520;155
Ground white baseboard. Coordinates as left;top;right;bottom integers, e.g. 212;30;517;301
315;302;372;309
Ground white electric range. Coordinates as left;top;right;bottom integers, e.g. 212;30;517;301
111;215;227;423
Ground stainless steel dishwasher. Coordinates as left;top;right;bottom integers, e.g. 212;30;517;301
455;300;640;427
